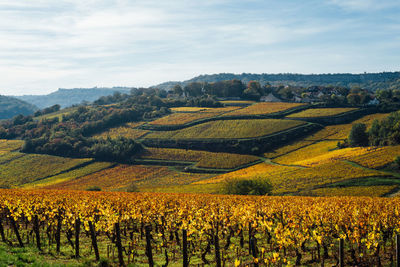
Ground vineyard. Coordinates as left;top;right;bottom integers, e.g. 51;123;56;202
0;153;92;187
94;122;148;140
144;119;305;139
42;164;213;191
1;190;400;266
287;107;358;118
140;148;260;169
222;102;305;116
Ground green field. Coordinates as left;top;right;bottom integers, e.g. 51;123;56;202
144;119;305;139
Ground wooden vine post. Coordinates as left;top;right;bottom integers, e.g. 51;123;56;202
182;229;189;267
396;234;400;267
33;215;41;251
339;238;344;267
214;224;222;267
115;222;125;267
75;218;81;258
145;224;154;267
89;221;100;261
55;216;62;253
10;217;24;247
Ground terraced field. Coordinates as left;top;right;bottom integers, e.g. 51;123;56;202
287;107;357;118
93;122;148;139
305;113;390;141
273;140;338;165
148;112;221;125
0;153;92;186
144;119;306;139
25;161;115;188
140;147;260;169
0;139;23;152
43;164;214;191
198;160;389;194
309;185;397;197
222;102;305;116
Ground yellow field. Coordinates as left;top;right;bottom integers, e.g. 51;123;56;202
0;152;24;164
34;107;77;121
24;161;115;188
222;102;305;116
145;119;305;139
263;140;315;158
140;147;205;161
170;107;212;112
196;162;298;184
305;113;391;141
198;158;388;194
219;100;255;105
196;153;259;169
349;145;400;169
287;107;357;118
309;185;397;197
93;122;148;139
170;106;240;113
148;112;221;125
0;139;24;152
44;164;214;191
141;147;259;169
0;154;92;186
273;140;338;165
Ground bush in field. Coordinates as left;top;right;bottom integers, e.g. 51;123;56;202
395;156;400;169
86;186;101;191
126;183;139;192
223;177;272;195
348;123;369;147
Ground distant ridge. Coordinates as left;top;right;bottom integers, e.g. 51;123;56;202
0;95;37;119
154;72;400;91
14;87;132;109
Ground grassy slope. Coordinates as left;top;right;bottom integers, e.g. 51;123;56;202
3;105;399;197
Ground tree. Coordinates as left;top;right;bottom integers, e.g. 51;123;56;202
348;123;369;147
222;177;272;195
172;85;183;96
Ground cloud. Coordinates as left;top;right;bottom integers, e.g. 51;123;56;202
0;0;398;95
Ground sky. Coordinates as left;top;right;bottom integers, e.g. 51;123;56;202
0;0;399;95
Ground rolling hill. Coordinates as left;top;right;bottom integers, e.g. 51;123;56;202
14;87;132;108
0;95;37;119
0;98;399;198
155;71;400;91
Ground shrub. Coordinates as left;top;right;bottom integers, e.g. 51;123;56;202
348;123;369;147
222;177;272;195
86;186;102;191
126;183;139;192
395;156;400;169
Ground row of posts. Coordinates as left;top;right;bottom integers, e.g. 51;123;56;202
4;217;400;267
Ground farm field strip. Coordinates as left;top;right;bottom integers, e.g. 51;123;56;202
144;119;306;139
272;140;338;165
308;185;397;197
43;164;215;191
0;153;92;186
24;161;115;188
93;122;148;140
140;147;260;169
199;159;389;194
305;113;391;141
221;102;305;116
0;139;24;151
287;107;358;118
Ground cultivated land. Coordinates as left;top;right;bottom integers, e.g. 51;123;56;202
0;102;398;197
0;100;400;266
1;100;400;196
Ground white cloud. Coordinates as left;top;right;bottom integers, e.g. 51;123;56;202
0;0;398;95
